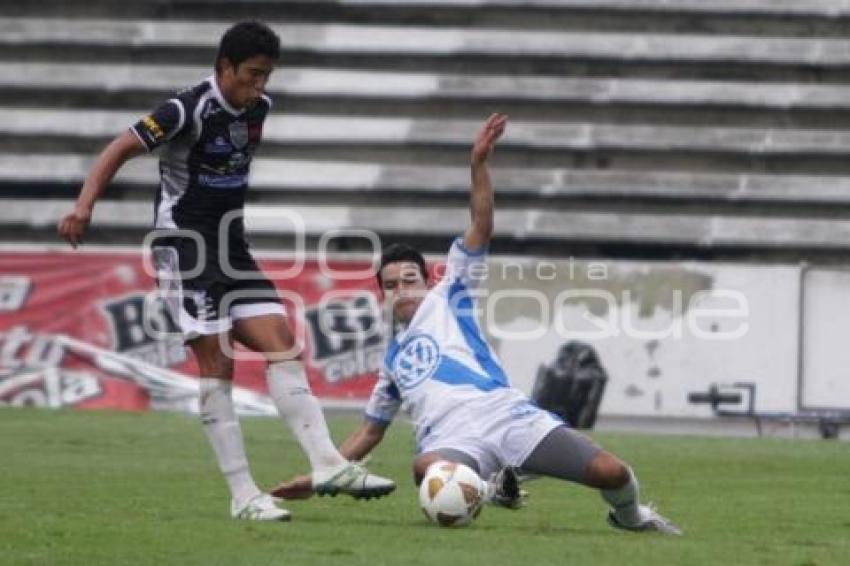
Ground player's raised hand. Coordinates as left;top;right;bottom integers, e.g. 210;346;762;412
57;206;91;249
471;112;508;166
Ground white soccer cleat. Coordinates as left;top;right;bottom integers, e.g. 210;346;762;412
607;503;682;535
231;493;291;522
312;461;396;500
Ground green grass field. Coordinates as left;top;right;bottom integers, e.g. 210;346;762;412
1;408;848;566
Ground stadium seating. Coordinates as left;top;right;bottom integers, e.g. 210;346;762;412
2;0;850;257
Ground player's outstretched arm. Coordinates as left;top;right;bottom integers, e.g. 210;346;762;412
338;419;389;462
463;112;507;252
271;420;389;500
58;130;146;248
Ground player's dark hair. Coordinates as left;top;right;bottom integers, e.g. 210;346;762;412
377;244;428;287
215;21;280;72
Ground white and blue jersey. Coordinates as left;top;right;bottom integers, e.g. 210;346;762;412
365;238;562;471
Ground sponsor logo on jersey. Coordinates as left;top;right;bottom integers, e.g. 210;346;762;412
393;334;440;390
225;152;250;172
142;115;165;141
229;121;249;149
198;173;248;189
204;136;233;154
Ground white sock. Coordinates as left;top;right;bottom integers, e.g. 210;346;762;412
266;360;345;471
601;467;643;526
199;378;261;504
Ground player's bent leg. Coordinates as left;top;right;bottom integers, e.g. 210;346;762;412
190;333;290;520
234;312;345;470
585;451;631;489
230;308;299;361
519;425;680;535
233;313;395;500
519;425;602;485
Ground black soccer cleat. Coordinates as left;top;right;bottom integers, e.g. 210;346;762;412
487;466;526;510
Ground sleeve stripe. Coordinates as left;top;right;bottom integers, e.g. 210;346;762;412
128;126;152;152
165;98;186;141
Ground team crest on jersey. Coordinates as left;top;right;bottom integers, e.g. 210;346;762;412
229;121;249;149
393;334;440;390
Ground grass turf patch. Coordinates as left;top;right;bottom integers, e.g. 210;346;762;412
1;408;848;566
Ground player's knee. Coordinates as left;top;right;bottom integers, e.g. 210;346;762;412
233;315;301;361
608;460;632;489
259;330;301;363
585;452;631;490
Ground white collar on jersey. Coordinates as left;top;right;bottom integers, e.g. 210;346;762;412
207;75;244;116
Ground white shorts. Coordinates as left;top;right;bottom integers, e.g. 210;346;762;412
418;388;564;479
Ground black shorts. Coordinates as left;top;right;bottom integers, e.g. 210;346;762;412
152;236;285;340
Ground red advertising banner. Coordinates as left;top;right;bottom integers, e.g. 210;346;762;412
0;249;388;412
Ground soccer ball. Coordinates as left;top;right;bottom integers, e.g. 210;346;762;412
418;461;486;527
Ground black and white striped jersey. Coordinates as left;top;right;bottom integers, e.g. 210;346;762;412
130;75;271;244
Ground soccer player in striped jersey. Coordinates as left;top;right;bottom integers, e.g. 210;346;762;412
58;21;394;522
